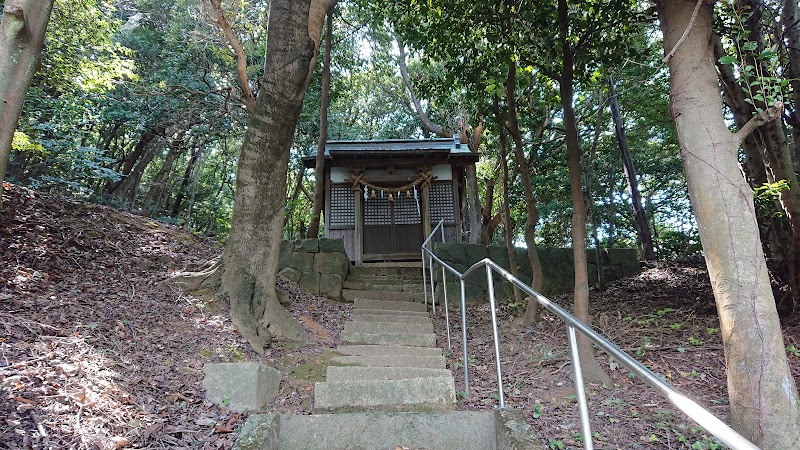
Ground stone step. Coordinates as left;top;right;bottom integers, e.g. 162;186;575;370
352;308;430;317
350;266;424;278
341;330;436;347
343;280;405;291
336;345;442;358
351;314;433;325
354;298;428;312
314;377;456;412
345;274;424;283
342;289;419;303
344;320;433;335
332;354;446;368
325;366;452;382
234;411;508;450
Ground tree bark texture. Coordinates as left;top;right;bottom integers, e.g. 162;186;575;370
656;1;800;446
608;78;655;260
307;7;333;238
222;0;334;352
558;0;610;386
0;0;55;200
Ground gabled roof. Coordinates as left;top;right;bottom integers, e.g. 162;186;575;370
302;138;478;168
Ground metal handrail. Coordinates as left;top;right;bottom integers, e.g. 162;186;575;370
420;220;759;450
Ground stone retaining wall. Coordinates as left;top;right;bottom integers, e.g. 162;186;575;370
278;238;350;300
432;244;639;303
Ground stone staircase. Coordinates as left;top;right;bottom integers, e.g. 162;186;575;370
233;263;539;450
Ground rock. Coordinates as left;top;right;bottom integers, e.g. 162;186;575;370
492;281;516;301
290;252;315;273
487;246;511;270
319;273;343;299
279;240;293;270
299;271;320;295
318;238;346;253
294;238;319;253
314;252;349;277
202;362;282;413
278;267;302;283
462;244;488;265
433;243;467;265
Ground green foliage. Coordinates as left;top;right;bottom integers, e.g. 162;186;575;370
656;230;702;259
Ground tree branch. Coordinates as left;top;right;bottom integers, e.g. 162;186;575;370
395;35;453;138
206;0;255;111
734;102;783;145
662;0;704;64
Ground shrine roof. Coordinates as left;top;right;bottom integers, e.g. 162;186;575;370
302;138;477;168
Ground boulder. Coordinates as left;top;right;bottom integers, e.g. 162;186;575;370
462;244;488;265
318;238;346;253
290;252;315;273
299;271;320;295
202;362;281;413
487;246;511;271
319;273;343;299
435;282;485;306
492;281;516;302
433;243;467;265
314;252;349;277
279;240;293;270
278;267;302;283
294;238;319;253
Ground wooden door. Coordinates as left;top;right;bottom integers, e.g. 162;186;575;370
363;192;422;256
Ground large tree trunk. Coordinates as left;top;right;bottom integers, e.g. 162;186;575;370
307;7;333;238
607;77;655;260
656;1;800;446
0;0;55;202
221;0;334;352
558;0;610;386
784;0;800;161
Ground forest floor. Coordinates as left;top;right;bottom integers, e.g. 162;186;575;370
1;182;799;449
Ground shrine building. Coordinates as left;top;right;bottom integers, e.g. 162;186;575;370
303;137;479;265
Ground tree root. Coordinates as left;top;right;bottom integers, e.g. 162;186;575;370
162;256;222;292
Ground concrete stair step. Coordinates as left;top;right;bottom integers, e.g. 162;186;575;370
344;320;433;334
341;330;436;347
342;289;419;303
233;411;491;450
351;314;432;325
332;354;446;368
314;377;456;412
354;298;427;312
343;280;405;291
335;345;442;358
350;266;423;278
325;366;452;382
352;308;429;317
345;274;424;283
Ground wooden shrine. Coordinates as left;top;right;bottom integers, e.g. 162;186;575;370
303;137;479;265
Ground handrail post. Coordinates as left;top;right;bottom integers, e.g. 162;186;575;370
485;264;505;408
428;254;436;313
442;265;451;349
421;246;429;307
567;325;593;450
460;279;469;399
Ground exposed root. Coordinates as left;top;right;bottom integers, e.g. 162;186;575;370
163;255;222;292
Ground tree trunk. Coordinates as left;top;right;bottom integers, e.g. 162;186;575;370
656;1;800;446
144;142;185;214
221;0;334;352
784;0;800;161
106;125;163;197
496;115;523;306
0;0;55;202
503;64;544;324
558;0;610;386
171;146;201;217
608;77;655;260
307;7;333;238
